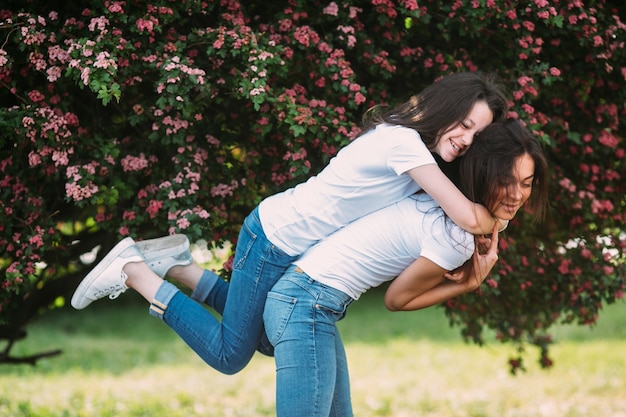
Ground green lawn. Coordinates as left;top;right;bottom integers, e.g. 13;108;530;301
2;288;625;417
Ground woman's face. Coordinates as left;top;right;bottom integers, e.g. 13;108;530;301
491;153;535;220
433;100;494;162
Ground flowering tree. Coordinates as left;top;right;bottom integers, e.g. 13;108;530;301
1;0;624;370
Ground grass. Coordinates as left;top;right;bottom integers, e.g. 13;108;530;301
1;288;625;417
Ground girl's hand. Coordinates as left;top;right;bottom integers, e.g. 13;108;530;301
465;223;500;290
443;224;499;282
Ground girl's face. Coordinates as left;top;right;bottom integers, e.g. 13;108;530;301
434;100;494;162
491;153;535;221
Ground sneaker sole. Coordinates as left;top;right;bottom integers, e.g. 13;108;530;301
71;237;137;310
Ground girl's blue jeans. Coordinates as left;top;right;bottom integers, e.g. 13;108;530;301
149;207;297;374
263;265;354;417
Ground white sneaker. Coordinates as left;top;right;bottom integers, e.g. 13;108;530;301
135;234;193;278
71;237;144;310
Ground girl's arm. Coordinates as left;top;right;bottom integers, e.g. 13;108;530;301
406;164;504;235
385;225;500;311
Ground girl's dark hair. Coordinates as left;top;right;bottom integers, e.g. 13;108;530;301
361;72;509;148
458;118;549;224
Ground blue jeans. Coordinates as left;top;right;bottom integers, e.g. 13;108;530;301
150;207;297;374
264;266;354;417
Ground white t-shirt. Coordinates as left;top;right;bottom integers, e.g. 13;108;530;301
258;124;436;255
295;193;475;300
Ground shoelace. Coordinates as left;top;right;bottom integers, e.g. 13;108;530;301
93;271;128;300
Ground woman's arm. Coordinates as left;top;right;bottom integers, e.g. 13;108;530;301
385;225;500;311
406;164;503;235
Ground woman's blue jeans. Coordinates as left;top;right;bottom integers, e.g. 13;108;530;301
264;266;354;417
150;207;297;374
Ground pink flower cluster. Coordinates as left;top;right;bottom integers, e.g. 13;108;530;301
121;153;150;172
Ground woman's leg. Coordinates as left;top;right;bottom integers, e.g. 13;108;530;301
329;329;353;417
264;268;354;417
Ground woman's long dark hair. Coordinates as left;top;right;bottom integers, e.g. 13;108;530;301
361;72;510;149
444;118;549;281
458;118;549;224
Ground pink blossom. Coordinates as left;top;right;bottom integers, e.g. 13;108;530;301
293;26;320;47
28;90;45;103
29;233;44;249
402;0;418;10
598;130;618;148
486;279;498;288
46;66;62;82
211;182;238;198
121;154;149;172
65;181;98;201
278;19;292;32
80;67;90;86
108;2;124;13
88;17;109;32
146;199;163;219
22;116;35;127
593;35;603;47
94;51;115;69
197;209;210;219
176;217;190;229
205;134;220;147
28;151;42;167
349;6;361;19
323;2;339;16
591;199;614;214
559;178;576;192
52;150;70;166
354;92;366;105
603;266;614;275
48;45;70;63
136;17;156;33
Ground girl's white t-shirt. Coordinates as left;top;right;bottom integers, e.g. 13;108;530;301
295;193;475;300
258;124;436;255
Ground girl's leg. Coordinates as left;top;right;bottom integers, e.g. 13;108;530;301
135;234;229;312
164;264;230;314
72;208;294;374
264;268;354;417
151;207;295;374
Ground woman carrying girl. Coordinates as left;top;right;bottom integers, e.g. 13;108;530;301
72;72;509;375
264;118;548;416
